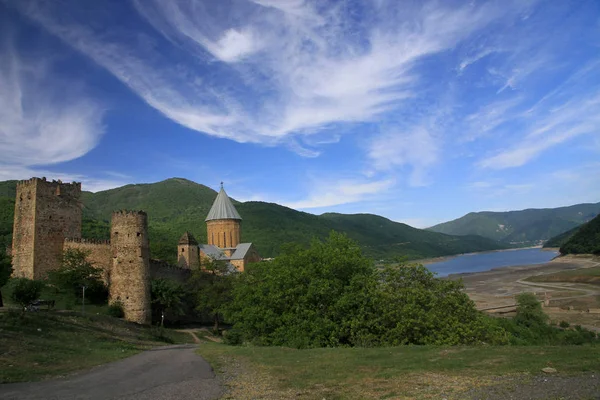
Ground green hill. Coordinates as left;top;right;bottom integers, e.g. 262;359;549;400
427;203;600;247
560;214;600;255
543;225;582;248
0;178;505;263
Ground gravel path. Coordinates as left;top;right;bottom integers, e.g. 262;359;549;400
0;344;222;400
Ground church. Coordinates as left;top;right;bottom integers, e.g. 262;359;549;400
178;184;261;272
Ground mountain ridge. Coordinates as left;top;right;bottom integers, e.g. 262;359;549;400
0;178;504;263
427;202;600;246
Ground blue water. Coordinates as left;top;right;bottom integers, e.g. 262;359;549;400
427;248;559;277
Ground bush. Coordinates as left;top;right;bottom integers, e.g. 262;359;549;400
107;301;125;318
223;232;505;348
10;278;45;312
223;328;244;346
559;320;570;329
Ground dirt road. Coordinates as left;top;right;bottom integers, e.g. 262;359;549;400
0;344;222;400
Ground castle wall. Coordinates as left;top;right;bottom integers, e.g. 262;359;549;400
63;238;112;281
207;219;241;248
12;178;81;279
150;259;192;283
109;211;151;324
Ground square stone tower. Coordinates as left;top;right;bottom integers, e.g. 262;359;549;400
12;177;82;279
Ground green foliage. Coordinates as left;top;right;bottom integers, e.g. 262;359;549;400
223;232;502;348
429;203;600;246
559;320;570;328
543;225;581;248
514;292;548;327
187;258;236;331
151;278;185;326
47;249;107;304
9;278;45;311
560;214;600;255
107;301;125;318
0;247;12;307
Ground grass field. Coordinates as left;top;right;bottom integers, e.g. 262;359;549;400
197;341;600;399
0;310;192;383
526;266;600;284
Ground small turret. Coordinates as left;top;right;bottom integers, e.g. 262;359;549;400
178;232;199;269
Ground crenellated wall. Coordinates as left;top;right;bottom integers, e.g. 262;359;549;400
63;238;112;281
150;259;192;282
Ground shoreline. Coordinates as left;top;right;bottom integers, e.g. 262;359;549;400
418;245;552;266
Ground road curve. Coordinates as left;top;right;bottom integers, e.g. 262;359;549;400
0;344;222;400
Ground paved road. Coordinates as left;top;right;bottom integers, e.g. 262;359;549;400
0;344;222;400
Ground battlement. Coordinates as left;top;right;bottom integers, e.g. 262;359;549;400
112;210;147;217
16;177;81;197
64;237;111;245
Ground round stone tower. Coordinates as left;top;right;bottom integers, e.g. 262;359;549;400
206;184;242;249
109;210;151;324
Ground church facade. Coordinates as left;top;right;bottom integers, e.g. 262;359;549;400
178;184;261;272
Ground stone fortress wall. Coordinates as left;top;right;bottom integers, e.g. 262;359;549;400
11;177;191;324
12;178;82;279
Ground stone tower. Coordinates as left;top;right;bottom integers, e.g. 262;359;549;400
206;184;242;251
178;232;199;269
12;177;82;279
109;211;151;324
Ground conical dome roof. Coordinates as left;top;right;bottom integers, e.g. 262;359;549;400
205;185;242;221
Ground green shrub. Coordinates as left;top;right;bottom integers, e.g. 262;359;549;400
107;301;125;318
223;328;244;346
559;320;570;328
9;278;45;313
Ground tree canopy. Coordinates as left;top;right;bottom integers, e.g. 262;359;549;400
223;232;503;348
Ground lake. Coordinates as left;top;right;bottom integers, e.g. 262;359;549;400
426;247;560;277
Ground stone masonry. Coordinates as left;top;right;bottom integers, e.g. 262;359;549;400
109;211;152;325
12;178;81;279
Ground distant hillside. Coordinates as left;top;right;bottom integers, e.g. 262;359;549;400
428;203;600;247
0;178;504;263
560;214;600;255
543;225;582;249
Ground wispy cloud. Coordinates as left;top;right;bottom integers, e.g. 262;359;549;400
283;177;396;209
0;35;105;167
9;0;526;154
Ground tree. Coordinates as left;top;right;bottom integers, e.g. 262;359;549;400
188;258;236;332
151;278;185;326
0;249;12;307
10;278;44;314
514;292;548;327
47;249;107;304
223;231;504;348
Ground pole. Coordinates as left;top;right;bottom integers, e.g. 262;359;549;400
82;285;86;314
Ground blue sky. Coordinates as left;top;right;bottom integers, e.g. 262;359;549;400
1;0;599;228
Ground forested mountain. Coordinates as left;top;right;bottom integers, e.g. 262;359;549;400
427;203;600;247
559;214;600;255
0;178;504;263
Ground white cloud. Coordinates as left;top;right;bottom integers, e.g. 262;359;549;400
284;178;396;209
0;39;105;167
479;92;600;169
10;0;523;153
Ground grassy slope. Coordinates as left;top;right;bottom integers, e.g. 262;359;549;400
0;311;192;383
560;214;600;255
544;225;582;248
198;341;600;399
526;266;600;285
428;203;600;246
0;178;504;262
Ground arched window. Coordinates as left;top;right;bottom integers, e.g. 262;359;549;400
223;231;227;247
